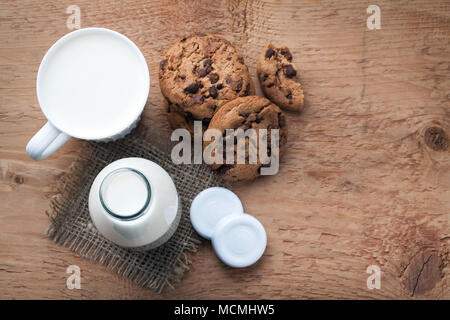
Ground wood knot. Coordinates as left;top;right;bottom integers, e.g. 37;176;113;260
14;175;24;185
401;249;443;296
424;126;448;151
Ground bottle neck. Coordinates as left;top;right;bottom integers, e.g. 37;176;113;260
99;167;151;220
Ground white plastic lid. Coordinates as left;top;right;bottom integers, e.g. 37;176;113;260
212;213;267;268
190;187;244;239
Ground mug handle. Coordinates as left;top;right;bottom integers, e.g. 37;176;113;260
26;122;71;160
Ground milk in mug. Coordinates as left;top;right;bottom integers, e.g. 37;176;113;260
27;28;150;160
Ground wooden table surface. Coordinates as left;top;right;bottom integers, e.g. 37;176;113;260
0;0;449;299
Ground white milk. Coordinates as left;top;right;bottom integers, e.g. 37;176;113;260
38;32;148;138
101;169;149;217
89;157;181;250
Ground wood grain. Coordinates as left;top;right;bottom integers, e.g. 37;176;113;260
0;0;449;299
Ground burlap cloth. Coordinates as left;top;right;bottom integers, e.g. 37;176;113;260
46;124;226;293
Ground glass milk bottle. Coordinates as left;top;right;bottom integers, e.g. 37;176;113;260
88;157;181;250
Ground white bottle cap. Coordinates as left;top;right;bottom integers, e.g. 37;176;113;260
212;213;267;268
190;187;244;239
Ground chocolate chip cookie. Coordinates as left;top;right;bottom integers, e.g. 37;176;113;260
205;96;288;182
159;35;255;133
257;44;304;112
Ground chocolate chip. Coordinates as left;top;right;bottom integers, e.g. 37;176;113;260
197;60;213;76
216;83;223;90
209;86;218;99
203;59;212;67
181;37;187;42
198;68;207;77
179;73;186;80
280;48;293;61
244;83;251;95
265;48;275;59
278;113;286;128
185;111;193;119
209;73;219;84
235;78;243;92
192;95;204;103
284;65;297;78
226;77;233;85
286;92;292;100
255;115;262;123
217;165;232;174
267;83;274;88
184;83;199;94
160;59;167;73
263;73;269;81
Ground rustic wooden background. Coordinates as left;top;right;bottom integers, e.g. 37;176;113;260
0;0;448;299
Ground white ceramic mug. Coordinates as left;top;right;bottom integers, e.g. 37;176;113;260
26;28;150;160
